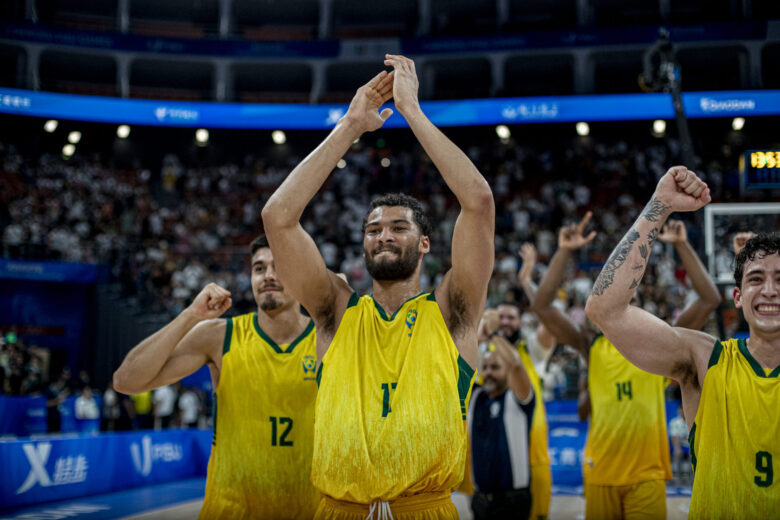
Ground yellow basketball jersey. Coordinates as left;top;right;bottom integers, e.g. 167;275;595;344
517;340;551;468
311;292;475;504
584;335;672;486
200;313;320;519
688;338;780;519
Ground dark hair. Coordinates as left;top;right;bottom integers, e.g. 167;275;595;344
734;232;780;287
361;193;432;237
249;234;270;256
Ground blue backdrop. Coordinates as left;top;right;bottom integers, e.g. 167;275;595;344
0;429;212;509
1;86;777;129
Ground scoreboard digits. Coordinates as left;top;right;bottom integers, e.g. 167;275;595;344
742;150;780;190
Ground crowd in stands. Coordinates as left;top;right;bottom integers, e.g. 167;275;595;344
0;128;767;407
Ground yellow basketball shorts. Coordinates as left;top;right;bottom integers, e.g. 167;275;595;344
314;491;458;520
529;464;552;520
584;480;666;520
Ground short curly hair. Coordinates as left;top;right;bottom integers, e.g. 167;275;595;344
361;193;432;237
734;232;780;287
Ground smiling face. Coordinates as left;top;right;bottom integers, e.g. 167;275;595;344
481;350;508;396
734;251;780;337
363;206;429;282
497;304;522;341
251;247;293;313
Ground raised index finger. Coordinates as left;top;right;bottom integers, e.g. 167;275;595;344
577;211;593;234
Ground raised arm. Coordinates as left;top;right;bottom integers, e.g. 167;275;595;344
384;55;494;366
490;334;533;402
585;167;716;383
261;71;395;333
517;242;538;303
530;213;595;357
113;283;229;395
658;220;721;330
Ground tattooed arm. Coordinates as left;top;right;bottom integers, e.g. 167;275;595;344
585;167;717;393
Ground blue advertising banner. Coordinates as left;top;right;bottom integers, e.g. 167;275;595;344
0;260;109;283
1;87;778;129
0;396;103;436
544;399;684;489
0;429;211;509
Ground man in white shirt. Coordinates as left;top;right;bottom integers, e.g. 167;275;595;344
153;384;177;430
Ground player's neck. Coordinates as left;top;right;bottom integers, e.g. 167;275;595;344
745;333;780;369
371;276;422;317
256;305;309;345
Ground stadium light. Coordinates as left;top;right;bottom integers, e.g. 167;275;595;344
652;119;666;137
272;130;286;145
68;131;82;144
62;144;75;157
576;122;590;137
732;117;745;131
495;125;511;139
337;159;346;169
117;125;131;139
44;120;58;133
381;158;391;168
195;128;209;145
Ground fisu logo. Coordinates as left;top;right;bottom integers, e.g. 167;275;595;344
131;435;183;477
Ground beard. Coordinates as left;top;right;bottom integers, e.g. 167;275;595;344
258;286;284;311
482;376;498;394
364;241;420;281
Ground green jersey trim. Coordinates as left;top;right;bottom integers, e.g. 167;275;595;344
457;355;476;420
371;292;426;321
252;314;314;354
708;339;723;369
738;338;780;378
222;318;233;356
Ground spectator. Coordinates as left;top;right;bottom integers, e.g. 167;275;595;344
178;387;200;428
152;384;177;430
669;405;691;484
102;382;120;432
129;390;153;430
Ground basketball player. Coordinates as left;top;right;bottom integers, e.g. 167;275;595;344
113;235;319;519
585;166;780;518
262;54;494;518
530;210;720;519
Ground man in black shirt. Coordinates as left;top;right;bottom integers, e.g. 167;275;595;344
468;317;534;520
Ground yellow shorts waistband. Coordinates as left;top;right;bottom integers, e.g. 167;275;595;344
322;491;452;514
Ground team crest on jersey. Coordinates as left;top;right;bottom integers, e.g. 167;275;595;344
405;309;418;337
302;355;316;381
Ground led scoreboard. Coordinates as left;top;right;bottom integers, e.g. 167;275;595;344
741;150;780;190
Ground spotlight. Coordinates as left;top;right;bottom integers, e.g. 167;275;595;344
576;122;590;137
381;158;391;168
195;128;209;145
44;120;58;133
62;144;75;157
117;125;131;139
68;131;82;144
732;117;745;131
652;120;666;137
337;159;347;169
271;130;286;145
495;125;511;139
